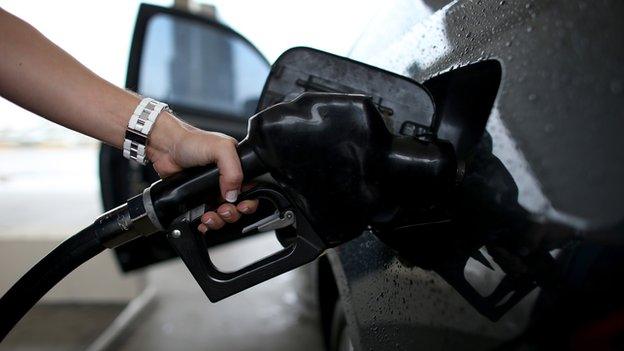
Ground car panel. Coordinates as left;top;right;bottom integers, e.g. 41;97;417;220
329;0;624;349
351;0;624;225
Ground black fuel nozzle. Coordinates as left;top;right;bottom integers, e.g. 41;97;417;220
90;92;456;302
89;92;458;302
119;92;456;302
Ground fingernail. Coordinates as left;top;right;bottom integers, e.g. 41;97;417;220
225;190;238;203
203;218;214;225
239;205;249;213
220;210;231;218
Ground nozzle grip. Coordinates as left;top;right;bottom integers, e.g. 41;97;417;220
166;185;326;302
148;140;265;228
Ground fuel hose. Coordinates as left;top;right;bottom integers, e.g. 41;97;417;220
0;224;104;341
0;142;261;342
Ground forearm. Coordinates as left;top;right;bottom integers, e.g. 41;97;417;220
0;8;179;150
0;9;245;202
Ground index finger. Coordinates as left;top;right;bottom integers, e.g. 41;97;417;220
214;140;243;202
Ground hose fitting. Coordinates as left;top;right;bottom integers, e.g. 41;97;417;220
95;193;160;249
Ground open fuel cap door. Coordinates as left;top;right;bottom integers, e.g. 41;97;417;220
256;47;436;139
256;49;541;321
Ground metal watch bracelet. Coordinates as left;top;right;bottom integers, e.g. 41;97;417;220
122;97;168;165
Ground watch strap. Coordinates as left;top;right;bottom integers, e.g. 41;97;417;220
123;97;168;165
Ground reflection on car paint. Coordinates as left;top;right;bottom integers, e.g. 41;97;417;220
334;0;624;348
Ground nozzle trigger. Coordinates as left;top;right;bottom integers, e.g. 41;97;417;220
242;210;296;234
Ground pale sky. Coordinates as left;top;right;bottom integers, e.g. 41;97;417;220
0;0;380;143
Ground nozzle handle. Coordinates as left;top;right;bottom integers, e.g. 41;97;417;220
147;140;265;228
165;184;326;302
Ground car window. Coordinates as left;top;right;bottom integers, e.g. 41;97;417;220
138;14;269;118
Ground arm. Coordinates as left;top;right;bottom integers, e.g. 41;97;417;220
0;9;255;232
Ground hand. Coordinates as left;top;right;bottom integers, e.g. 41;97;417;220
147;112;258;234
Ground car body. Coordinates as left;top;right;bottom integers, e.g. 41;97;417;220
318;0;624;349
101;1;624;350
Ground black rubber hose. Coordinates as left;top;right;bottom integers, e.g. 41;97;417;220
0;224;104;341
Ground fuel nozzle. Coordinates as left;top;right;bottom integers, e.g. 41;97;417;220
81;92;458;302
139;92;457;301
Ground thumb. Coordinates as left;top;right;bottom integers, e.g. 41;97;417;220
214;139;243;202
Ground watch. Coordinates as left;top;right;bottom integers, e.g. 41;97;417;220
122;97;168;165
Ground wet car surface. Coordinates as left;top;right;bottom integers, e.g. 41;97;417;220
323;0;624;349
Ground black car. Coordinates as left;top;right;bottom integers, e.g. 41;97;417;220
100;1;624;350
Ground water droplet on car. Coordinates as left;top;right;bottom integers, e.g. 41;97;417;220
528;93;537;101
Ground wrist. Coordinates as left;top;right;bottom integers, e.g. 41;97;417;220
146;111;188;161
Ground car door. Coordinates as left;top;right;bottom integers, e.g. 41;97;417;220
100;4;271;271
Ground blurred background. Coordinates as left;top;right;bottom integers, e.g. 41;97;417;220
0;0;379;350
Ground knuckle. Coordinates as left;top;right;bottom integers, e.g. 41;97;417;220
224;135;238;145
201;213;211;222
219;137;237;150
217;204;231;213
212;141;231;159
